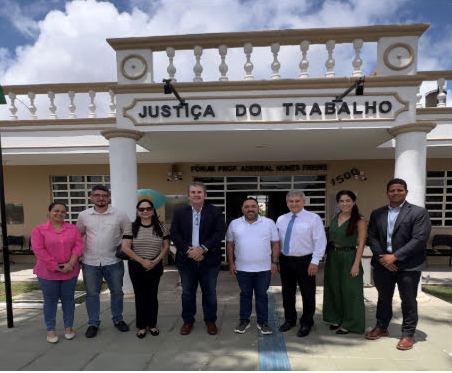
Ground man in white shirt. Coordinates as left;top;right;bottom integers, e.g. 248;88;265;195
76;185;131;338
276;190;326;337
226;197;280;335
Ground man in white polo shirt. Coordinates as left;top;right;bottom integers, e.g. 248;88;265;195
226;197;280;335
76;184;131;338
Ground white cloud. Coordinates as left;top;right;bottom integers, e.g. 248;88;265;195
0;0;39;38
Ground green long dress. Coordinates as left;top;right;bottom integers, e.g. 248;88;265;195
322;214;365;333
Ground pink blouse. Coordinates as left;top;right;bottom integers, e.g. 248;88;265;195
31;221;84;280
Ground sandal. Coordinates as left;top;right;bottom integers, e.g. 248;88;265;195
136;329;147;339
149;328;160;336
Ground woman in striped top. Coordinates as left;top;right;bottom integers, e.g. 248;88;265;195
121;199;170;339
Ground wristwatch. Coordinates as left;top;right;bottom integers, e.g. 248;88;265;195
271;260;279;265
201;245;209;253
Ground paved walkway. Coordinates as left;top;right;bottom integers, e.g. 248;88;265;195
0;264;451;371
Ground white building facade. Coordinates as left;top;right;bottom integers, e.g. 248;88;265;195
1;24;451;266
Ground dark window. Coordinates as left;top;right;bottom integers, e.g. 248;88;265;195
427;171;445;177
304;191;326;196
52;176;67;182
70;191;86;197
294;183;325;189
53;192;68;197
426;179;444;186
87;176;103;182
294;175;326;182
205;192;225;197
194;177;224;183
69;176;85;182
260;183;292;190
70;184;85;190
227;184;258;190
426;188;444;194
425;204;443;210
260;176;291;182
206;184;225;191
227;177;258;183
426;196;443;202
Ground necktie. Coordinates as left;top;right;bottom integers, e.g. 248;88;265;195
283;215;297;255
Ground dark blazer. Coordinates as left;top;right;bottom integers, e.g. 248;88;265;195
170;204;226;269
367;201;431;271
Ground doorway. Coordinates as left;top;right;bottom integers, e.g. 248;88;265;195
225;191;288;225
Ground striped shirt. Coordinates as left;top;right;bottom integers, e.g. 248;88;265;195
123;223;170;260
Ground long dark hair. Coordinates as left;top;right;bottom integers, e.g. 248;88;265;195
131;199;163;238
336;190;360;237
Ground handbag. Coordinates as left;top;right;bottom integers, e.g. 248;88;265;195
115;243;130;260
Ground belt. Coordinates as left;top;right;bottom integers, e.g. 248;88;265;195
280;253;313;261
330;245;356;251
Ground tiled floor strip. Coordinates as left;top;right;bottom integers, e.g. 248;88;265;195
258;286;291;371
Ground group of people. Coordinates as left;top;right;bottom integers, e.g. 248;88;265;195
31;178;431;351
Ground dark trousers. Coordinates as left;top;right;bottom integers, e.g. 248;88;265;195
279;254;316;328
128;260;164;329
373;266;421;337
178;260;220;324
236;270;271;324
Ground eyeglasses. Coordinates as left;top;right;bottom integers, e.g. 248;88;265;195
92;194;109;198
138;207;153;212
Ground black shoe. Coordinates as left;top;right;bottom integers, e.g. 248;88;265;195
114;320;129;332
330;324;340;330
297;326;311;338
336;328;349;335
136;329;147;339
149;328;160;336
85;325;98;338
279;321;296;332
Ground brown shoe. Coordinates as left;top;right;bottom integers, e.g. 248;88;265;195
206;322;218;335
397;336;415;350
365;328;389;340
180;323;194;335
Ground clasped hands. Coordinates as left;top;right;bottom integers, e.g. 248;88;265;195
57;262;74;274
141;258;160;271
188;246;205;262
379;254;398;272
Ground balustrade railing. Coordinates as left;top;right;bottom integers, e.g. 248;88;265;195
108;24;430;82
416;71;452;108
1;83;116;121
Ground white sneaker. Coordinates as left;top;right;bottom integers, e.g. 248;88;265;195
64;331;75;340
46;335;59;343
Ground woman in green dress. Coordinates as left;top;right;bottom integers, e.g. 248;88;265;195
323;190;367;334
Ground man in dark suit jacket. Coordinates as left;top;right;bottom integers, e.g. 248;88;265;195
365;178;431;350
170;181;226;336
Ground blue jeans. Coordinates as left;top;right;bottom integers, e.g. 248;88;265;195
178;260;220;324
236;270;271;324
82;261;124;326
38;276;78;331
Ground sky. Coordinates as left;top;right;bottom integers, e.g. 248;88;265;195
0;0;451;112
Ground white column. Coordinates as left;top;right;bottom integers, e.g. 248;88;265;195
388;122;436;207
388;122;436;295
101;129;144;292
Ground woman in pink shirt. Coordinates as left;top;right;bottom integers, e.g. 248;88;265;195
31;202;84;343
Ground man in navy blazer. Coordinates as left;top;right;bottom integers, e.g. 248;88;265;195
365;178;431;350
170;181;226;336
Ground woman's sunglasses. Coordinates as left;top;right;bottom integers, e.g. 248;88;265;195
138;207;153;212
